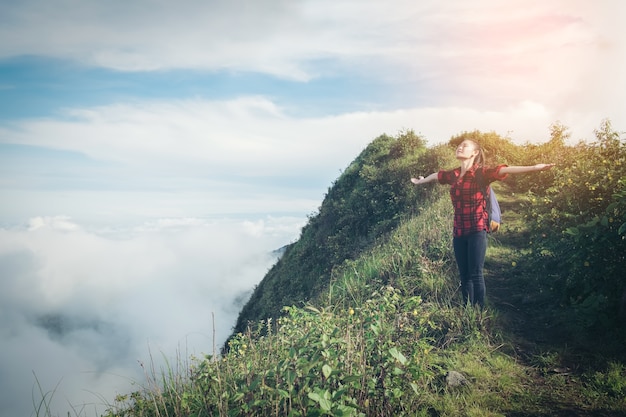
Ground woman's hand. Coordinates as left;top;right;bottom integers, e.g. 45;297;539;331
411;172;438;184
535;163;556;171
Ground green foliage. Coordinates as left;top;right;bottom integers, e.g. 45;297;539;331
103;286;444;417
588;362;626;399
511;122;572;192
521;119;626;332
58;123;626;417
448;130;520;166
232;130;446;337
104;289;511;417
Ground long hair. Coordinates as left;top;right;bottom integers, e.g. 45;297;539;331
467;139;486;167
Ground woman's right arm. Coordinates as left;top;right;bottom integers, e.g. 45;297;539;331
410;172;438;185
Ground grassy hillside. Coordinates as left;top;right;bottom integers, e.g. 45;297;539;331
231;131;451;337
42;126;626;416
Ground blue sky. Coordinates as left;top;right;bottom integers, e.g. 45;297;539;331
0;55;402;120
1;0;624;224
1;1;625;415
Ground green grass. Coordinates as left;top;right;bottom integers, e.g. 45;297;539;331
32;188;616;416
35;137;626;416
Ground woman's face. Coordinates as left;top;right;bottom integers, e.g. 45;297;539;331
456;140;478;161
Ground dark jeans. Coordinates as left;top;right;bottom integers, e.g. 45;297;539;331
453;230;487;307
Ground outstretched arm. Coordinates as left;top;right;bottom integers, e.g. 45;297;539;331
499;164;555;175
410;172;438;185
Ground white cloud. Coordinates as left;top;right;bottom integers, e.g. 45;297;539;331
0;93;616;228
2;1;623;415
28;215;82;232
0;214;303;416
1;0;623;154
0;95;601;169
2;0;623;94
1;97;352;176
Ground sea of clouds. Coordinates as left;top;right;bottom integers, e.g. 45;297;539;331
0;214;304;416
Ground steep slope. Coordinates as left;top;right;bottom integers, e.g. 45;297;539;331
231;131;453;337
101;127;626;417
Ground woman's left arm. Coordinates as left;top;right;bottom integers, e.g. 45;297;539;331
499;164;555;175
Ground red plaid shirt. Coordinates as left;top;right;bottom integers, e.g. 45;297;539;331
438;164;508;237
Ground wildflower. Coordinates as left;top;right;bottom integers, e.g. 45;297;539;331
511;261;517;267
349;308;355;316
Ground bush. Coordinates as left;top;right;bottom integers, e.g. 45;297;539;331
232;130;436;337
522;120;626;332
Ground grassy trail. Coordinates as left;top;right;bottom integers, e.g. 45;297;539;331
484;182;626;416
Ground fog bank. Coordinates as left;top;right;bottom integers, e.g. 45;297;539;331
0;215;303;416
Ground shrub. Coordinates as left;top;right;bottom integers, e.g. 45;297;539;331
522;120;626;332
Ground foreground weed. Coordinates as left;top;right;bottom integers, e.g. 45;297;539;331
107;286;447;416
588;361;626;398
32;372;59;417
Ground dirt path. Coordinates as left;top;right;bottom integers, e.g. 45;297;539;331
482;186;626;416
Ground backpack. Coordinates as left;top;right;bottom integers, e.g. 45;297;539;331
477;169;501;233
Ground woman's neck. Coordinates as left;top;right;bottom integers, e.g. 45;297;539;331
459;158;475;175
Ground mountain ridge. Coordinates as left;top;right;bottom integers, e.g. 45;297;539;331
97;125;626;417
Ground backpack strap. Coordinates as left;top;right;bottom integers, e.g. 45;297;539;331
475;167;493;232
476;167;502;233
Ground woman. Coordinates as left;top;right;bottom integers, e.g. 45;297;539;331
411;139;554;307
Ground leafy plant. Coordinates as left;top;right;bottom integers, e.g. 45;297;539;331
56;124;626;417
232;130;440;338
521;120;626;333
